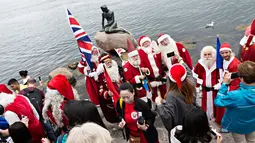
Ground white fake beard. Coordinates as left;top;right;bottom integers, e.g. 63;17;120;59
42;89;64;127
91;55;99;63
141;45;153;54
129;58;141;67
159;44;179;57
106;61;119;82
201;57;215;68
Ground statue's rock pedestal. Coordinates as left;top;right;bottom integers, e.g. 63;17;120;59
95;32;137;52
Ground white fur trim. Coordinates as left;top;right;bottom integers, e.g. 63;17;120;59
220;47;232;52
0;93;15;108
157;34;170;43
128;50;138;57
134;76;141;84
140;37;151;46
147;54;159;77
223;56;235;70
196;78;203;85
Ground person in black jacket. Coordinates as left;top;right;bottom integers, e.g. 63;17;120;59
155;63;196;142
116;82;159;143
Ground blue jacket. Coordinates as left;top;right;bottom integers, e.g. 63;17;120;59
214;82;255;134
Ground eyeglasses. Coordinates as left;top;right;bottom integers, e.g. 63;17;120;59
121;96;130;99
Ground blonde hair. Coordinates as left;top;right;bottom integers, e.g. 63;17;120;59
66;122;112;143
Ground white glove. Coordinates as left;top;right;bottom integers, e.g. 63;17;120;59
150;81;157;88
150;81;162;87
88;72;98;80
196;87;201;93
213;83;221;90
155;96;162;105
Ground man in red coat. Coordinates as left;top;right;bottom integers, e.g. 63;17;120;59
137;36;167;102
157;34;193;70
0;84;45;143
239;20;255;62
80;46;101;105
123;41;151;101
42;75;79;130
193;46;222;124
88;53;120;123
220;42;241;91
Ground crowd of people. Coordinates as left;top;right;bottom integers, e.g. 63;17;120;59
0;27;255;143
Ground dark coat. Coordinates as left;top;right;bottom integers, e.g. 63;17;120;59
116;98;158;143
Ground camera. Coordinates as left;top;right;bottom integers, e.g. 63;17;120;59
231;72;239;79
167;52;175;58
210;127;220;138
137;112;144;125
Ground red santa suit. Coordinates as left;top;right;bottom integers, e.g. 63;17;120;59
42;75;78;130
90;58;120;123
123;61;147;99
193;60;223;124
223;56;241;91
239;21;255;62
137;36;167;101
0;85;45;143
157;34;193;70
78;59;87;74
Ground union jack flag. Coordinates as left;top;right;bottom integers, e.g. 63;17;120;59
67;9;93;70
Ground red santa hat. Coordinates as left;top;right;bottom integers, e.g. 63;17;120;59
0;84;13;94
127;39;138;57
169;64;187;90
47;74;74;100
99;53;112;63
220;42;232;52
114;48;126;58
138;36;151;47
157;33;171;44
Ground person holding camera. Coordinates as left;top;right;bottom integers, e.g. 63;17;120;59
116;82;159;143
214;61;255;143
170;106;222;143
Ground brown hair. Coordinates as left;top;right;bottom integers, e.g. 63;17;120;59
165;77;195;104
238;61;255;84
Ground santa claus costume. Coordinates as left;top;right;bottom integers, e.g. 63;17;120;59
157;33;193;70
123;40;150;101
193;46;222;124
239;19;255;62
81;47;101;105
0;84;45;143
89;54;120;123
221;42;241;91
77;58;87;74
42;74;79;131
137;36;167;101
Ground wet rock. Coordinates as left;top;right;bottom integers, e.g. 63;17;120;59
94;32;137;52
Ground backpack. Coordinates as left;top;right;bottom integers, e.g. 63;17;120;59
22;88;43;120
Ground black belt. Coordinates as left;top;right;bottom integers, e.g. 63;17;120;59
202;86;214;92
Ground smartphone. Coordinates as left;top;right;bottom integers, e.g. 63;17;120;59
38;76;41;81
231;72;239;79
167;52;175;58
210;127;220;138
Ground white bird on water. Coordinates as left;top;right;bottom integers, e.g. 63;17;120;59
206;21;214;29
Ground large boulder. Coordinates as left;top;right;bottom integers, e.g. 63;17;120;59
48;67;76;87
94;32;137;52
